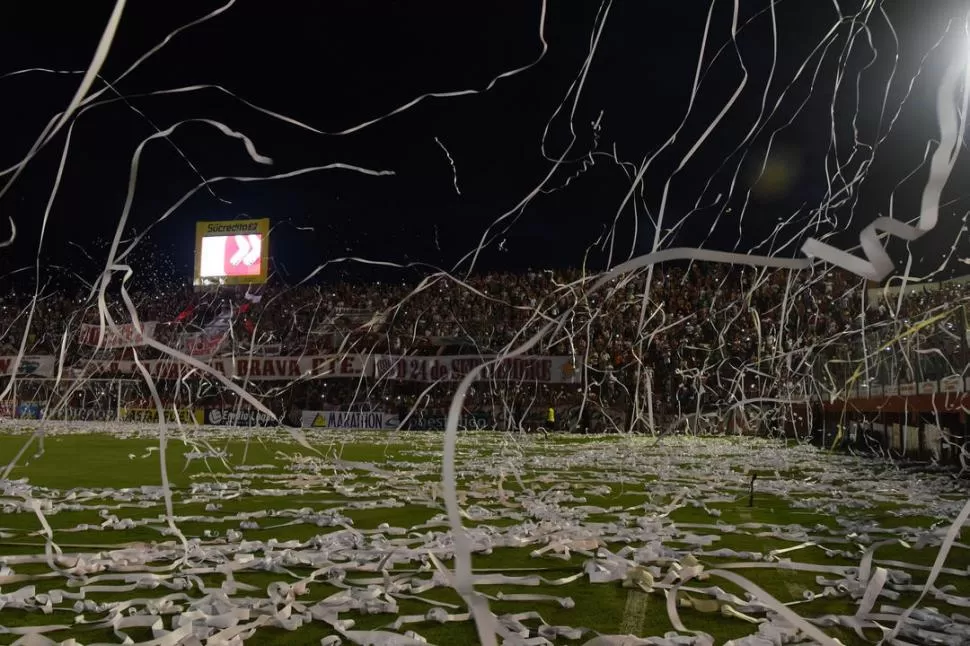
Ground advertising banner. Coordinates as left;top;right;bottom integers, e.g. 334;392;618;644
202;408;276;427
942;375;964;393
301;410;400;430
405;413;493;431
15;402;42;419
78;323;157;348
75;354;579;383
0;355;56;378
44;407;116;422
119;408;200;424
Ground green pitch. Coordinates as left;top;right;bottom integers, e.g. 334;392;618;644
0;426;966;645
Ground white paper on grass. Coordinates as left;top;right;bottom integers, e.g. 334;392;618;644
0;426;968;645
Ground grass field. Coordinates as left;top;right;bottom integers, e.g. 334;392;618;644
0;423;966;645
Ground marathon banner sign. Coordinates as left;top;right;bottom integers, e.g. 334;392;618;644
0;355;55;378
202;408;277;426
78;322;157;348
301;410;400;430
75;354;579;383
405;413;492;431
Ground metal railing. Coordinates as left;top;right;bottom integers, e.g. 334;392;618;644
810;306;968;394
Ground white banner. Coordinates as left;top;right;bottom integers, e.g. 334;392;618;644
301;410;399;430
74;354;580;383
78;322;157;348
372;355;579;384
942;375;964;393
0;355;55;377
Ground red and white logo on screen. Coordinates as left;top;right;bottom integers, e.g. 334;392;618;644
200;234;262;278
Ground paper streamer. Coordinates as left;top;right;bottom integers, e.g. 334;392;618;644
801;54;970;281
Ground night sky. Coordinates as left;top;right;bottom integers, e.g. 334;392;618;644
0;0;968;291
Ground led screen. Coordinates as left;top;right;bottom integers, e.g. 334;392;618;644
199;234;263;278
194;218;270;287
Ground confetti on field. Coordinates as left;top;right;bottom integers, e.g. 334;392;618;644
0;426;967;645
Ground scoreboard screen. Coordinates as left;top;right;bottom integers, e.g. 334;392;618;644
194;219;269;286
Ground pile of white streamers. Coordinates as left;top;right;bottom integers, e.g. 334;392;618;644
0;425;966;645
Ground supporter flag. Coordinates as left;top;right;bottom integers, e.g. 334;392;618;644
239;302;256;333
182;305;234;356
180;332;225;357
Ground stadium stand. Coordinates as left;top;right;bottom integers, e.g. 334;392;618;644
1;266;968;456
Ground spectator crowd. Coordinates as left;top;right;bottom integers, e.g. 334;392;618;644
1;263;968;431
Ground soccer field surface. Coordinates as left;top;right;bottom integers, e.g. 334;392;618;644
0;425;967;645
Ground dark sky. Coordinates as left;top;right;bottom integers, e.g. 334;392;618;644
0;0;968;291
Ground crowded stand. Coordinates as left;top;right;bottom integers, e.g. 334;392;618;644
1;263;967;433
